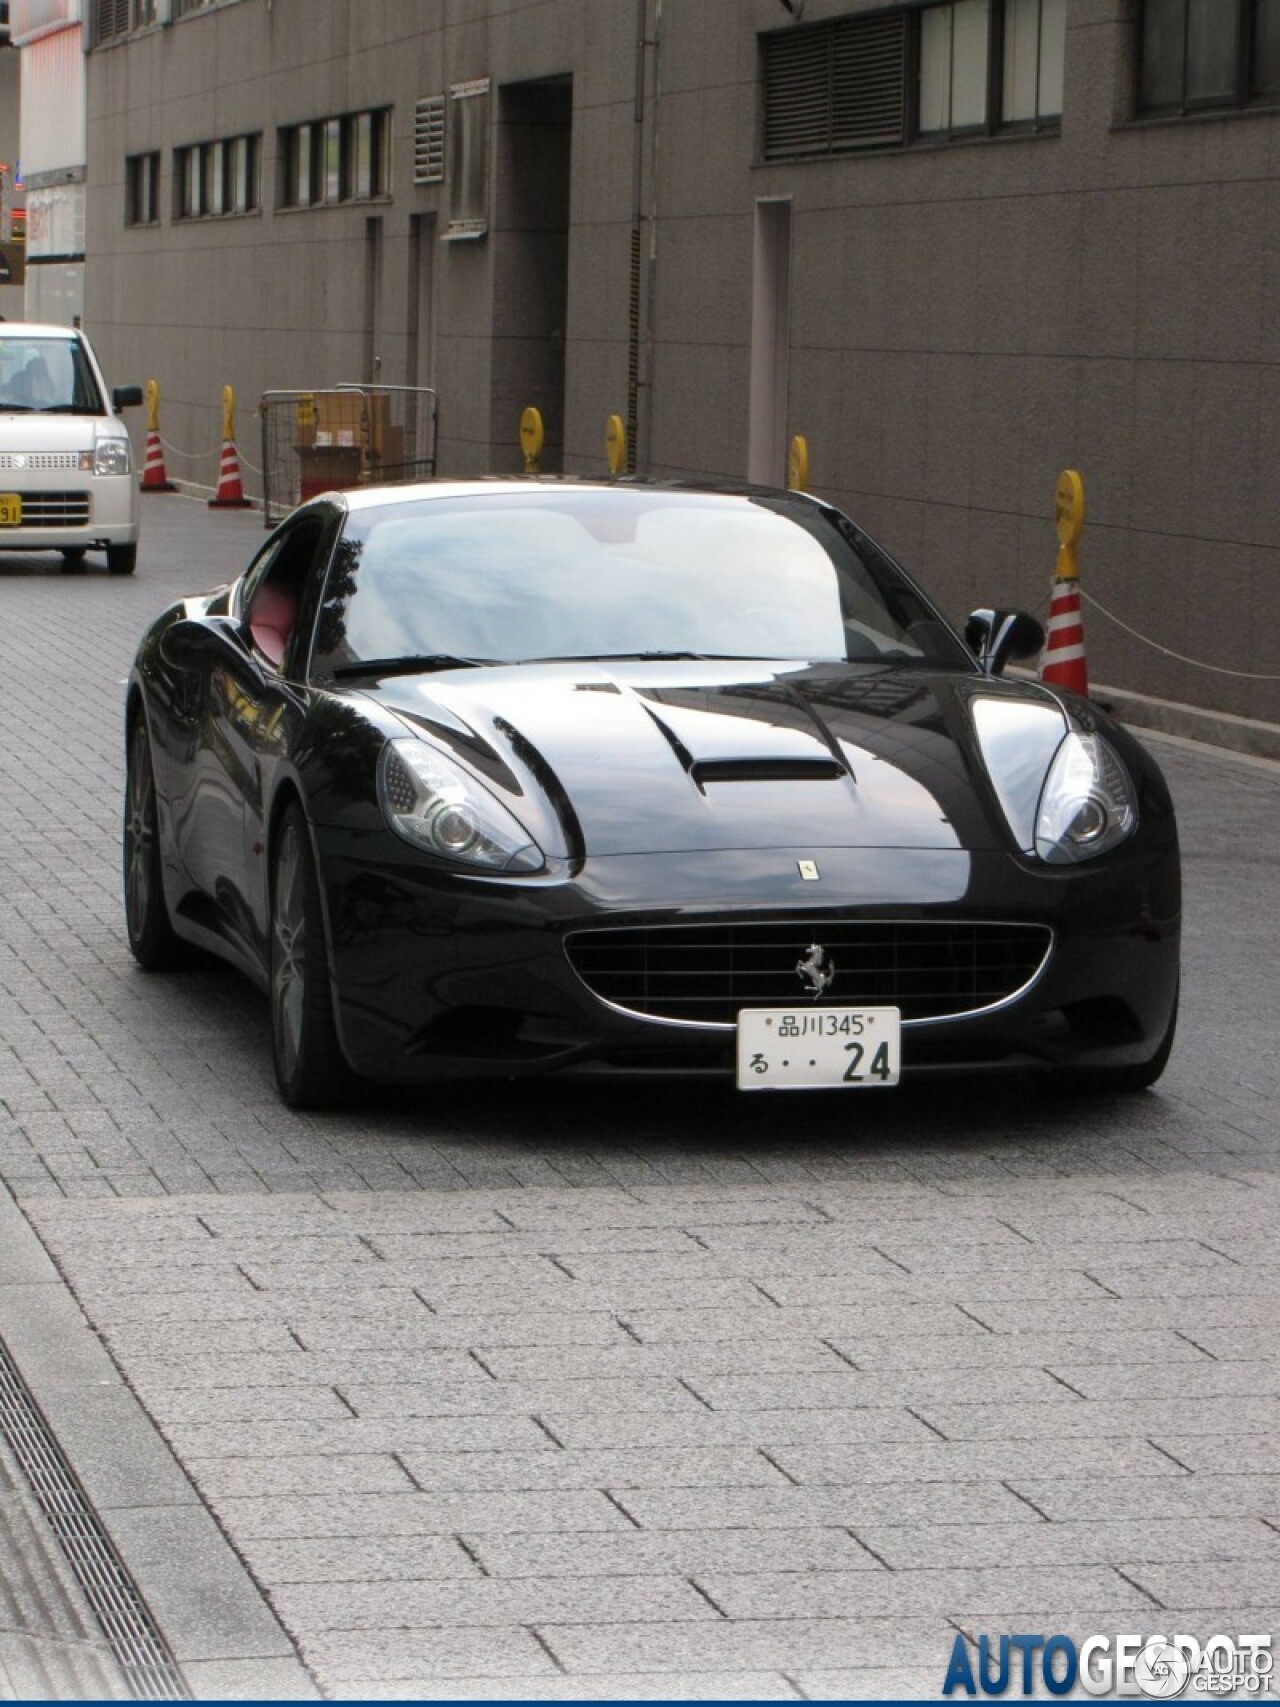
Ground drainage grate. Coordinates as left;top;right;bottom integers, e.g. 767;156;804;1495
0;1337;191;1701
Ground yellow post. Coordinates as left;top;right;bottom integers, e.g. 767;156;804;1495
520;405;544;475
787;434;809;493
605;413;627;476
1054;468;1085;579
221;383;236;445
295;391;316;447
145;378;160;434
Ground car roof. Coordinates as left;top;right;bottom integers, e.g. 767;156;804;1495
0;322;84;340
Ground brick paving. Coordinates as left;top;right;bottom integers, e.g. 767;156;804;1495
1;497;1278;1697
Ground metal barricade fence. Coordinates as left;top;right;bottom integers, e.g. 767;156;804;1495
258;384;439;527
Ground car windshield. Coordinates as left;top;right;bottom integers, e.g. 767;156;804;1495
311;489;974;675
0;336;104;413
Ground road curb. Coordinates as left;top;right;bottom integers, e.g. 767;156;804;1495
0;1190;319;1703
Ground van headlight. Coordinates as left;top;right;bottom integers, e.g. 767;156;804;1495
94;438;132;476
378;739;544;873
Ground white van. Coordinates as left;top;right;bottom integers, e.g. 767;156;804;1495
0;322;143;575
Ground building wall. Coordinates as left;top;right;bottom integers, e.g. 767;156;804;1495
81;0;1280;725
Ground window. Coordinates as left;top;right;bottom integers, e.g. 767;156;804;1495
920;0;990;132
760;1;1064;158
126;152;160;226
280;110;391;209
91;0;154;41
1139;0;1280;111
174;135;259;219
1003;0;1067;122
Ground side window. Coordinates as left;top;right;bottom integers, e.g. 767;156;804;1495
241;518;327;671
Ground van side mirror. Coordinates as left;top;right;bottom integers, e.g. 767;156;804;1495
113;385;144;410
965;609;1045;677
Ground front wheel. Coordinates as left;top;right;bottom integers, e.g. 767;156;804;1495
123;716;183;970
60;547;88;572
270;805;353;1109
107;542;138;576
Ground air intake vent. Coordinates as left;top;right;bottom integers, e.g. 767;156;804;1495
566;919;1053;1026
413;96;446;183
762;11;907;159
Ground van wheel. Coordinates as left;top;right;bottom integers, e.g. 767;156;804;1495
60;548;87;572
107;543;138;576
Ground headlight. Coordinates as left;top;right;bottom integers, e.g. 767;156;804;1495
94;438;132;476
1034;731;1138;864
972;697;1138;863
378;738;544;873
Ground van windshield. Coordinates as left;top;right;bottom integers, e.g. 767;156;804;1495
0;338;105;414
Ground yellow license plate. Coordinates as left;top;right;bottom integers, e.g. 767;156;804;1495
0;494;21;527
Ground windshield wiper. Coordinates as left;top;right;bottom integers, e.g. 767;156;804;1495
331;653;499;680
35;404;99;415
0;403;35;413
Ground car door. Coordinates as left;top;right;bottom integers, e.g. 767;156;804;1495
164;513;329;968
213;512;336;964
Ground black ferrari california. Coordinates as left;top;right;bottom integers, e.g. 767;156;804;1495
124;480;1180;1108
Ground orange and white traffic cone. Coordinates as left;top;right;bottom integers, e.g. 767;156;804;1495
208;384;253;509
1039;468;1089;698
1040;577;1089;697
140;380;176;492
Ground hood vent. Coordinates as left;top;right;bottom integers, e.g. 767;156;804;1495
691;757;845;787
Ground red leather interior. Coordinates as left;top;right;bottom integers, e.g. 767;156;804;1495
248;584;298;667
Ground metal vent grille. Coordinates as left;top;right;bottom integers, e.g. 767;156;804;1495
0;491;91;525
0;1337;190;1700
414;95;446;182
566;919;1053;1026
0;452;82;471
762;12;907;159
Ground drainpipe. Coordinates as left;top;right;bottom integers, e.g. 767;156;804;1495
627;0;647;474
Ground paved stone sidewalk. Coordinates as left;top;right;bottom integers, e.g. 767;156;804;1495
14;1167;1280;1699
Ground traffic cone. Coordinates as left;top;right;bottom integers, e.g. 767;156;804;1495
1040;577;1089;697
208;437;252;508
140;427;175;492
208;383;253;509
1039;468;1089;697
140;379;175;492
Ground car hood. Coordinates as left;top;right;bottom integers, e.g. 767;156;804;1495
0;411;118;449
361;659;1067;859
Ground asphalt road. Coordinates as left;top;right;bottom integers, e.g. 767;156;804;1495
1;495;1278;1700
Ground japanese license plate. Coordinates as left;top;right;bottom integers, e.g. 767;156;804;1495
736;1006;901;1090
0;494;22;527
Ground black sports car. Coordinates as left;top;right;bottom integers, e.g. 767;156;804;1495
124;480;1180;1108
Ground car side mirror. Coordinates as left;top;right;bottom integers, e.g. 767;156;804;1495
113;385;144;410
965;609;1044;677
160;614;258;678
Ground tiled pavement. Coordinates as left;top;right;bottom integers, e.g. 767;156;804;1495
1;497;1278;1698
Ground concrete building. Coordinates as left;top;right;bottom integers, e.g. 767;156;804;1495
9;0;86;322
67;0;1280;728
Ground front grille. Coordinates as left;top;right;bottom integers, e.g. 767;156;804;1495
565;919;1053;1026
0;451;82;471
0;490;91;526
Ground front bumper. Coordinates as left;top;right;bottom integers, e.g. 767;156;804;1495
0;470;139;550
318;832;1181;1085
